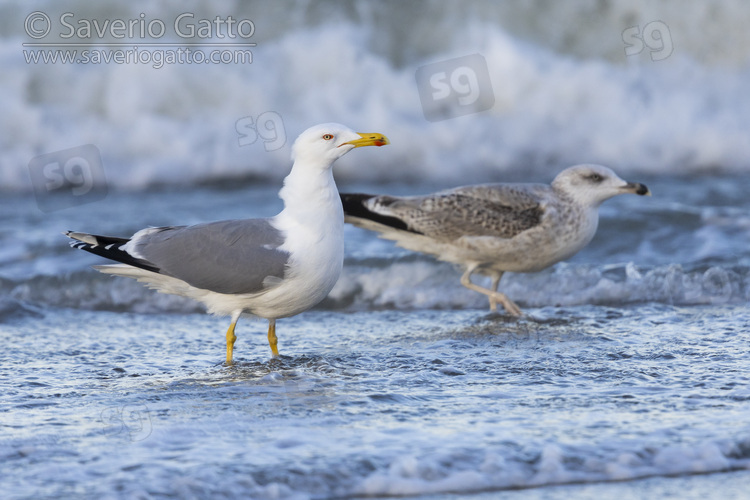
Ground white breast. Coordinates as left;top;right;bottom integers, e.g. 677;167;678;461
246;169;345;319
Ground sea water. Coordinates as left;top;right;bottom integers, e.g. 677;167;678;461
2;176;750;499
2;1;750;498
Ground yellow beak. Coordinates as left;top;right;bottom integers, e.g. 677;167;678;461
341;132;390;148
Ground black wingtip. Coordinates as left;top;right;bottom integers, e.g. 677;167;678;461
340;193;375;216
340;193;421;234
66;232;161;274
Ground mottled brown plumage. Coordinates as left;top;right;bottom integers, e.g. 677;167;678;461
341;164;650;315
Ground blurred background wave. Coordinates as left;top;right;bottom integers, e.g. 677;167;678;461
2;0;750;190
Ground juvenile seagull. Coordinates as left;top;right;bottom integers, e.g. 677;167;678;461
67;123;389;364
341;164;649;315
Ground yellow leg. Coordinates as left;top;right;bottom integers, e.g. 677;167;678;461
267;319;279;358
225;319;238;365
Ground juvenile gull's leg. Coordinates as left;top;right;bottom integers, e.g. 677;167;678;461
488;272;503;312
460;266;522;316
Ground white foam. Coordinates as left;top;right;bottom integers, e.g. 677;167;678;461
353;438;749;497
10;258;744;314
326;260;750;312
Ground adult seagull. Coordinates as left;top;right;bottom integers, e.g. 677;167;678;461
67;123;389;364
340;164;649;315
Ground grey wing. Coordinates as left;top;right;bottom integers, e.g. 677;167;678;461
370;184;549;241
130;219;289;294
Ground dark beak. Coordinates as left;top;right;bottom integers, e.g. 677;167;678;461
626;182;651;196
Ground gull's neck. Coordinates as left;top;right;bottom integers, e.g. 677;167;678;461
277;161;343;226
552;182;614;210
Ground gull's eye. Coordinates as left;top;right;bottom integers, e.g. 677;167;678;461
586;173;604;183
322;134;334;140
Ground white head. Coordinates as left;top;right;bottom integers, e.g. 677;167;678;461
291;123;389;170
551;164;650;207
